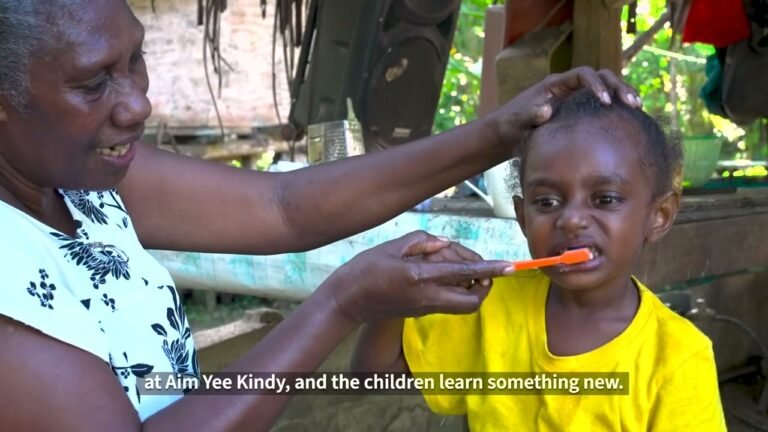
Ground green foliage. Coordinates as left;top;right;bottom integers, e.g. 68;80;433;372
433;0;497;133
435;1;766;161
621;0;715;136
620;0;766;161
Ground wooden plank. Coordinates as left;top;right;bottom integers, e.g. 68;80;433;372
572;0;622;73
637;212;768;287
152;191;768;299
155;139;306;161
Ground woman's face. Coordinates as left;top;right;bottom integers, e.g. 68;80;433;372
0;0;150;191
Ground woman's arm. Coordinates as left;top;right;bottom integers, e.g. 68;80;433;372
118;68;639;254
0;287;355;432
118;119;499;254
0;232;510;431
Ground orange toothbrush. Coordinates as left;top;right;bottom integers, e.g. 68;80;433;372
511;248;594;271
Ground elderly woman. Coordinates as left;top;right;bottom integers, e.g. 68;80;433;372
0;0;639;430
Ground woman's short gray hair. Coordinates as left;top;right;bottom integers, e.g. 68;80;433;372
0;1;57;108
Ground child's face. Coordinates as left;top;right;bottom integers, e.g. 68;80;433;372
513;116;677;291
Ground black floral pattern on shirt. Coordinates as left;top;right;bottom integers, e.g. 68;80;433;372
61;190;109;225
50;221;131;290
63;189;128;226
26;268;56;309
101;293;116;312
151;285;199;381
26;190;194;414
110;352;154;403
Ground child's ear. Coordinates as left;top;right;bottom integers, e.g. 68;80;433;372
513;195;527;236
645;191;680;243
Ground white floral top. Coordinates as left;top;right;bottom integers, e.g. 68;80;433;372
0;190;198;421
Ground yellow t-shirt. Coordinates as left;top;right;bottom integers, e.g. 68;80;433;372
403;271;726;431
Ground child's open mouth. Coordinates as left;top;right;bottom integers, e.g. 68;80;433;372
554;246;603;272
558;246;600;258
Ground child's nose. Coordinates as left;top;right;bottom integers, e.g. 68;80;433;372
556;205;590;233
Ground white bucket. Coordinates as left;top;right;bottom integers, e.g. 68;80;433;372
482;159;521;219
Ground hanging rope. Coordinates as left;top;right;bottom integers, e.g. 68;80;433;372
201;0;234;141
270;0;307;127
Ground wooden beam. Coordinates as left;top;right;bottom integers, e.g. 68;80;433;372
572;0;622;73
637;211;768;288
155;139;306;161
603;0;635;8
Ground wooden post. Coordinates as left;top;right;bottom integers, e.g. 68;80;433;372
572;0;622;73
193;290;218;313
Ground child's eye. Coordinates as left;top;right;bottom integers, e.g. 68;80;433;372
594;194;624;206
534;197;560;209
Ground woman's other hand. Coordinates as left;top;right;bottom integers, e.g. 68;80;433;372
323;231;512;325
490;66;641;148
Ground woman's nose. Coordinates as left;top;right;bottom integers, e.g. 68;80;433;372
111;78;152;128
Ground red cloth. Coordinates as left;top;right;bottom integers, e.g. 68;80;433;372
682;0;751;47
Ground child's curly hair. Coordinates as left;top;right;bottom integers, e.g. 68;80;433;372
513;89;683;198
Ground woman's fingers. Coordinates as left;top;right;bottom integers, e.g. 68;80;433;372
546;67;609;103
419;281;493;315
409;260;513;284
447;241;483;262
542;67;641;108
328;231;511;322
597;68;641;107
396;231;451;257
423;240;489;288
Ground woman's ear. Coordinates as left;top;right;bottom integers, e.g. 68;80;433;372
645;191;680;244
0;102;7;122
513;195;527;237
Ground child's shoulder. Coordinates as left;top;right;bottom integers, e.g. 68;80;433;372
635;279;713;359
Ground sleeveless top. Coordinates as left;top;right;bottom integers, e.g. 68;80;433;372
0;189;199;420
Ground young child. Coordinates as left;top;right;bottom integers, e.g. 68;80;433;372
352;89;726;431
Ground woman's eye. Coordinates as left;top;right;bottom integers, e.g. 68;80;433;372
130;50;146;67
81;74;108;96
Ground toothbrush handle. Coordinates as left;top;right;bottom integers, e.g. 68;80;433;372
513;257;559;271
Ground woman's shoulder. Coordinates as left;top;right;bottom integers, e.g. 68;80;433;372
0;250;110;362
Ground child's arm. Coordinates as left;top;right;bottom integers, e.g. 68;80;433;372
350;240;494;373
351;320;408;373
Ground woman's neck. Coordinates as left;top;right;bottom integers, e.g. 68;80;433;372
0;154;76;236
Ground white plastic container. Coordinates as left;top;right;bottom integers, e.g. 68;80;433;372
482;159;521;219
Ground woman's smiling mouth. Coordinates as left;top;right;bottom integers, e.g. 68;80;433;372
95;142;132;158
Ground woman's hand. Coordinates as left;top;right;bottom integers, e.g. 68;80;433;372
490;66;641;149
323;231;512;325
